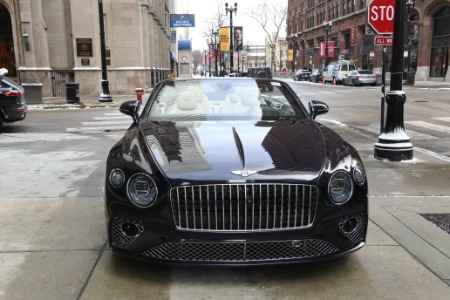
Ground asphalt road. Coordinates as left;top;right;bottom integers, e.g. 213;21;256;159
0;82;449;299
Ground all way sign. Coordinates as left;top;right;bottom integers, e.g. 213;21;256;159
374;36;393;45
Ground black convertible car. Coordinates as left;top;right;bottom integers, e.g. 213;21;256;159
105;78;368;266
0;68;28;132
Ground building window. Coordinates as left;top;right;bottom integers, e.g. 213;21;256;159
343;0;346;15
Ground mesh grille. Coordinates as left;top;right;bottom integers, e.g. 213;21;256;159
141;240;340;263
170;184;318;232
111;217;144;248
339;214;366;244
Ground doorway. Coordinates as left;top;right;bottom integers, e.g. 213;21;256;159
429;6;450;78
0;5;16;77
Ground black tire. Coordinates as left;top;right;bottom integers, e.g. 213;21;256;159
342;80;346;86
371;82;377;86
0;115;3;133
352;79;357;87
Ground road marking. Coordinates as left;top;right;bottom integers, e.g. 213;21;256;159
405;121;450;133
67;126;129;133
81;120;132;126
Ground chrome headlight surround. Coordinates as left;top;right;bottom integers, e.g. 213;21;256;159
109;168;126;188
353;166;366;186
126;173;158;207
328;171;354;205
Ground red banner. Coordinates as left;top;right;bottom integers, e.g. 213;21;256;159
320;41;334;57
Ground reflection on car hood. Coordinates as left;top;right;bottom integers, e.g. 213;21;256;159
141;120;326;182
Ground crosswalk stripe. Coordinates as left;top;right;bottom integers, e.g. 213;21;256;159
81;120;132;126
94;116;130;121
433;117;450;122
405;121;450;133
67;125;129;133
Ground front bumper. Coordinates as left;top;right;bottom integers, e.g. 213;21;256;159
107;204;367;266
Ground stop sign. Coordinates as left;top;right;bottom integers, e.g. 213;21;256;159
367;0;395;34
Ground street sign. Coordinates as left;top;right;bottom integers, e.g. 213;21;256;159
374;36;393;45
367;0;395;34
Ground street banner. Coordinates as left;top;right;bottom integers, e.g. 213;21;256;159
234;26;243;52
319;41;334;57
288;49;293;61
170;14;195;27
220;27;230;52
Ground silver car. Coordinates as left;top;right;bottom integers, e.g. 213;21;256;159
342;70;377;86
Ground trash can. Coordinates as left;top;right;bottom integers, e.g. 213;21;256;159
406;71;415;86
66;83;79;103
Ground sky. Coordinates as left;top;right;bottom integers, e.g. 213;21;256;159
176;0;288;51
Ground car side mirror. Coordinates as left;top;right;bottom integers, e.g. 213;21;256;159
120;100;140;124
309;100;329;119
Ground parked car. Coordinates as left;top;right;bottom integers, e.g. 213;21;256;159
247;67;272;79
322;60;356;84
293;69;311;81
309;70;323;83
342;70;378;86
0;68;28;132
105;78;368;266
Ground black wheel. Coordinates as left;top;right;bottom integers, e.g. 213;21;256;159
0;115;4;133
352;79;357;87
342;80;346;86
371;82;377;86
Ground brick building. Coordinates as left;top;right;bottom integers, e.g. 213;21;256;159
286;0;450;82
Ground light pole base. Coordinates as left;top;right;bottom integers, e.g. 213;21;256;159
99;79;112;102
374;131;413;161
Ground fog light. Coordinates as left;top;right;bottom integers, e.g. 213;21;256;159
121;221;140;238
342;217;358;233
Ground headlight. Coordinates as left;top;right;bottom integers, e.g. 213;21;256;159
127;173;158;207
109;168;125;188
353;166;366;186
328;171;353;204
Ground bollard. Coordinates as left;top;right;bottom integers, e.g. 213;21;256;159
135;88;144;104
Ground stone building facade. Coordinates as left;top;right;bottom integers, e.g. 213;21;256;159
0;0;174;97
287;0;450;82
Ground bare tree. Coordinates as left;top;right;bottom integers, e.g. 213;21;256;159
192;49;203;74
200;0;227;76
247;1;287;72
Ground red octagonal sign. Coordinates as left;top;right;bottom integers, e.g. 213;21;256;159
368;0;395;34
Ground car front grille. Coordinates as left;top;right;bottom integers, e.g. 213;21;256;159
141;240;340;263
170;184;318;231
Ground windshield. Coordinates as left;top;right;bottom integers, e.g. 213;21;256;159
145;79;307;122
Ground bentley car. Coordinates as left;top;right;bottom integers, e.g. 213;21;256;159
105;78;368;266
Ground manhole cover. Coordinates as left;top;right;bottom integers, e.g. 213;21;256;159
421;214;450;235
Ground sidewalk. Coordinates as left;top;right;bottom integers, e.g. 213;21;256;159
35;94;139;110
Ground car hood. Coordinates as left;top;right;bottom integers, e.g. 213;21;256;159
140;120;326;183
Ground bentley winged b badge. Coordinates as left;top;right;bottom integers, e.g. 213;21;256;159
231;170;258;177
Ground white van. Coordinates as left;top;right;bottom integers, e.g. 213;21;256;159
323;60;356;84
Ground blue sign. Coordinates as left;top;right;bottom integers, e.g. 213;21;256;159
170;14;195;27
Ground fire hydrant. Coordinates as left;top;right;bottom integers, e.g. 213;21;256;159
135;88;144;104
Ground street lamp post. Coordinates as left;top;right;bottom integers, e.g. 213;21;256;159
211;29;219;77
98;0;112;102
323;21;332;69
291;34;297;73
225;1;237;74
374;0;413;161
